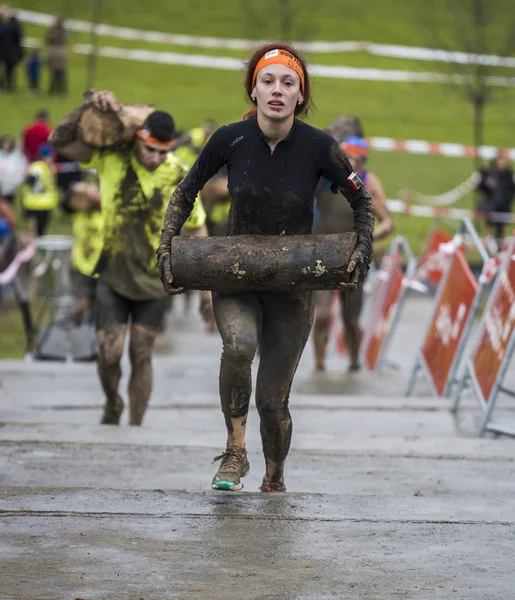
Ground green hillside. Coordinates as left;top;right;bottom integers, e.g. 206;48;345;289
3;0;513;243
1;0;513;357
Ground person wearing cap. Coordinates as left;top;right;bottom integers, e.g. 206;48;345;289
313;134;393;373
157;43;375;493
49;90;208;427
20;142;58;237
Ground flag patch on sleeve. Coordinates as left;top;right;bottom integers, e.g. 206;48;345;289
347;171;363;191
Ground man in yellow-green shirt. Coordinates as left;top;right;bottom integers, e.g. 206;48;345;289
50;90;208;427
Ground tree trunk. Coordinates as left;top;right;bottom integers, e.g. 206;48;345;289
171;233;358;293
473;98;485;171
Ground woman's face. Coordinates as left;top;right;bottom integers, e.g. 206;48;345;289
253;64;304;122
346;152;365;173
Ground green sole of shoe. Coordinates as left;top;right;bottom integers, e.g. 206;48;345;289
212;481;243;491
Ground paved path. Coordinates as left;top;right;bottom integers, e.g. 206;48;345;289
1;294;514;599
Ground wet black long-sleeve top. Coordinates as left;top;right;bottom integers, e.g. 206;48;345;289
159;117;374;259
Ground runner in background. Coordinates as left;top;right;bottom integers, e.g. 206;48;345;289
173;119;217;168
50;91;209;427
172;119;217;316
61;176;103;324
313;135;393;372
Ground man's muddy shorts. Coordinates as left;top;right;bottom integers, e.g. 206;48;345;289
71;270;97;299
95;279;168;332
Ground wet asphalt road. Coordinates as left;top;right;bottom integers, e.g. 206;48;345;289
1;294;515;599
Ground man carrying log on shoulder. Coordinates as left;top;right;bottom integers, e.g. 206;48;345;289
157;43;375;493
50;90;208;427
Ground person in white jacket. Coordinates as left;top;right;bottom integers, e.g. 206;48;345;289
0;135;28;204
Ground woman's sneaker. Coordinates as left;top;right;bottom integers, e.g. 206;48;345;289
211;447;250;491
259;477;287;493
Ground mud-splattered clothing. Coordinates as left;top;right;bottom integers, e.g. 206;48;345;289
158;117;374;487
72;209;104;277
159;117;374;256
82;148;206;300
213;290;314;467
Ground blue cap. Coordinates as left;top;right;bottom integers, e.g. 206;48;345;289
341;136;368;160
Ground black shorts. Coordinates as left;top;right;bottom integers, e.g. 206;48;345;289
71;270;97;299
24;209;52;237
95;279;168;332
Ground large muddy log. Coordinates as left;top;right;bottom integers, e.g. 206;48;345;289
172;233;357;293
78;103;154;148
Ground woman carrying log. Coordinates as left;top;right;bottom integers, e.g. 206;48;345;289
157;42;375;492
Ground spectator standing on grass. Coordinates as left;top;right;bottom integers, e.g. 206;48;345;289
477;155;515;252
0;4;24;92
0;134;27;204
22;110;52;162
46;16;68;96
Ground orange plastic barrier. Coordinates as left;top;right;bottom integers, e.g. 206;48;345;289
413;229;453;288
363;257;404;371
470;244;515;405
420;251;478;396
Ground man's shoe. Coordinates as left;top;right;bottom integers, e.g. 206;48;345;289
211;447;250;491
100;395;124;425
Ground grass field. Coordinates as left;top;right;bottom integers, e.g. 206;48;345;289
1;0;513;357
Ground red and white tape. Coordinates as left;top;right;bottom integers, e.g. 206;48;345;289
386;199;515;224
367;137;515;160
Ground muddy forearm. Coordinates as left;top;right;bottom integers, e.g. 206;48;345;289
157;186;195;259
340;182;375;260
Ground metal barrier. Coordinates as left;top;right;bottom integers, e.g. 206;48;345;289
31;235;96;362
452;236;515;437
405;218;489;398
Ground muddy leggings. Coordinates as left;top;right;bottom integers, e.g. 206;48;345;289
213;291;314;472
313;286;364;370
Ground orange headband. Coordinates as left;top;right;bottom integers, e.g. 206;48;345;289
137;129;174;150
251;48;305;93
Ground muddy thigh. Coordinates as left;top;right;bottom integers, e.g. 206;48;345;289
213;292;262;426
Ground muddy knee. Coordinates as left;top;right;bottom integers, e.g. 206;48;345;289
97;325;125;368
313;312;330;336
222;329;258;365
129;325;155;367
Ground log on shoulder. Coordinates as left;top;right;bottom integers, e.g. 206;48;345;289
78;104;155;148
172;232;358;293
